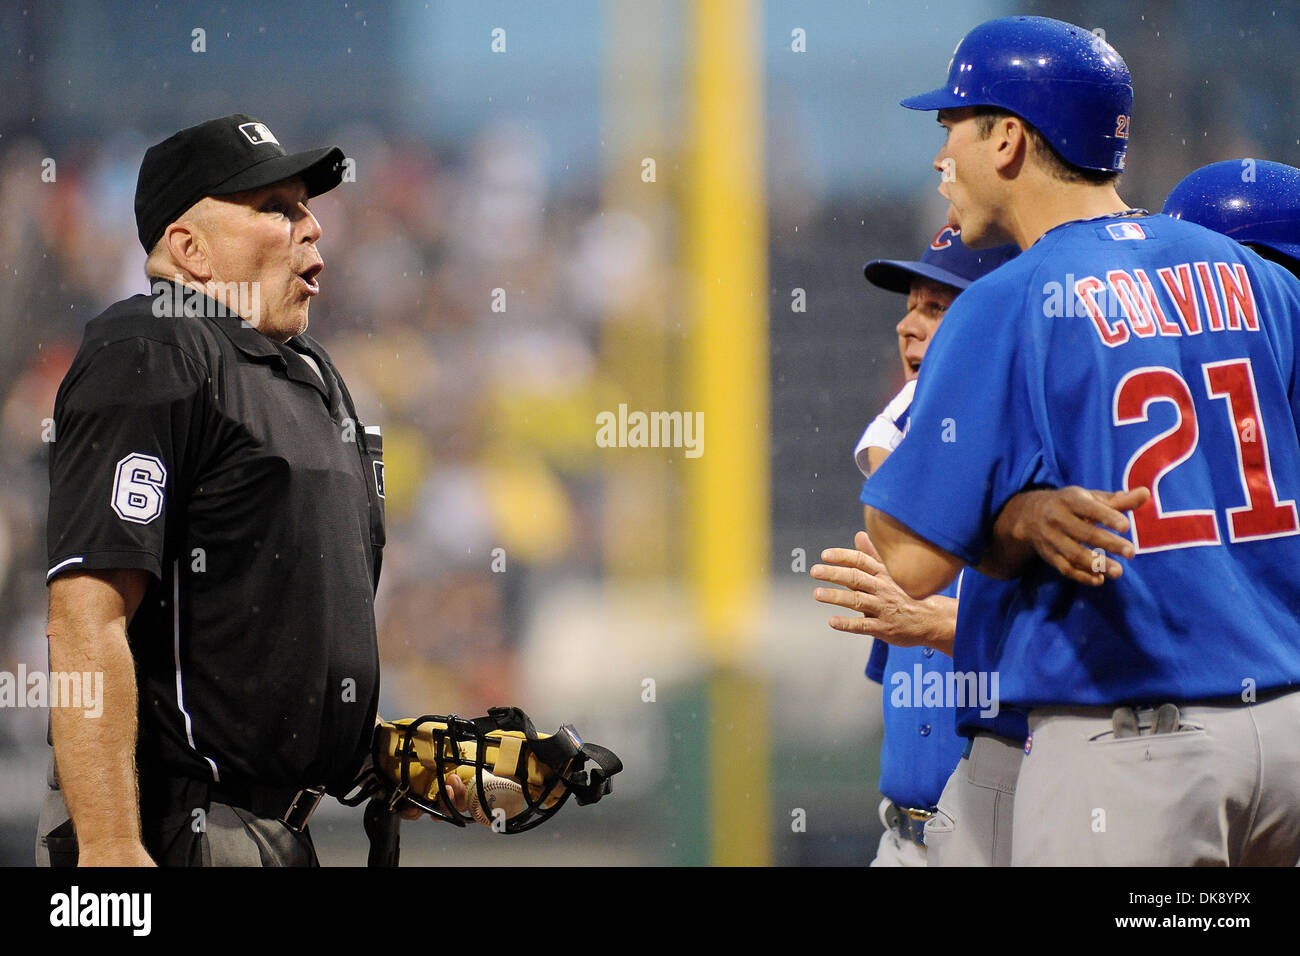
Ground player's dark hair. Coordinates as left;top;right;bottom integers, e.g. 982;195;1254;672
972;106;1119;186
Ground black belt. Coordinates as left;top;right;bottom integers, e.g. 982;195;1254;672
208;780;327;833
883;800;932;847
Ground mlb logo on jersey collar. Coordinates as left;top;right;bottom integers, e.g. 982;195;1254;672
1105;221;1148;241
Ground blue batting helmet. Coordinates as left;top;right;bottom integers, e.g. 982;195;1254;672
901;16;1133;173
1162;160;1300;266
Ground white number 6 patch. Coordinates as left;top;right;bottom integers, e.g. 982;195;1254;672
111;453;167;524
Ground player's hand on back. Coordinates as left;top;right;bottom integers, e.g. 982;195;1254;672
812;531;954;654
991;485;1151;586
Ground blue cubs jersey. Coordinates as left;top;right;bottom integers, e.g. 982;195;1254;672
864;214;1300;706
949;571;1029;741
861;470;1030;746
860;561;964;809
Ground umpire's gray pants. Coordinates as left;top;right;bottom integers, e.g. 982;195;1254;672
923;732;1023;867
1012;689;1300;866
36;770;318;867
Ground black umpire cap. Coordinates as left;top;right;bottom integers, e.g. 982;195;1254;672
135;113;345;253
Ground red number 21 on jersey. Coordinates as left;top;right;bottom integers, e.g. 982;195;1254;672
1113;359;1299;552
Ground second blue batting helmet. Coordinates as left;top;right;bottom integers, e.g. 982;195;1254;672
901;16;1133;173
1162;160;1300;266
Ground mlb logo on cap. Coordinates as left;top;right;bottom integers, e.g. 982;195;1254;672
1105;221;1147;241
239;122;281;147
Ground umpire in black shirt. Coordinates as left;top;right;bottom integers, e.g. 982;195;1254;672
39;115;420;866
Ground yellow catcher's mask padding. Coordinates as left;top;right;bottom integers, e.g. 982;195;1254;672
342;707;623;838
493;734;525;780
378;718;569;803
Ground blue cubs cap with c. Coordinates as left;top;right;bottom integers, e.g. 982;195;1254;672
864;225;1019;294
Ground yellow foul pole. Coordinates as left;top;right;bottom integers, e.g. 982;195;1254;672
687;0;771;866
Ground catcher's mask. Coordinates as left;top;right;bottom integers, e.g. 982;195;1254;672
343;706;622;835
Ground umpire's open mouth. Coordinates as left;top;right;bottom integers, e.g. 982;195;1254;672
298;263;323;295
